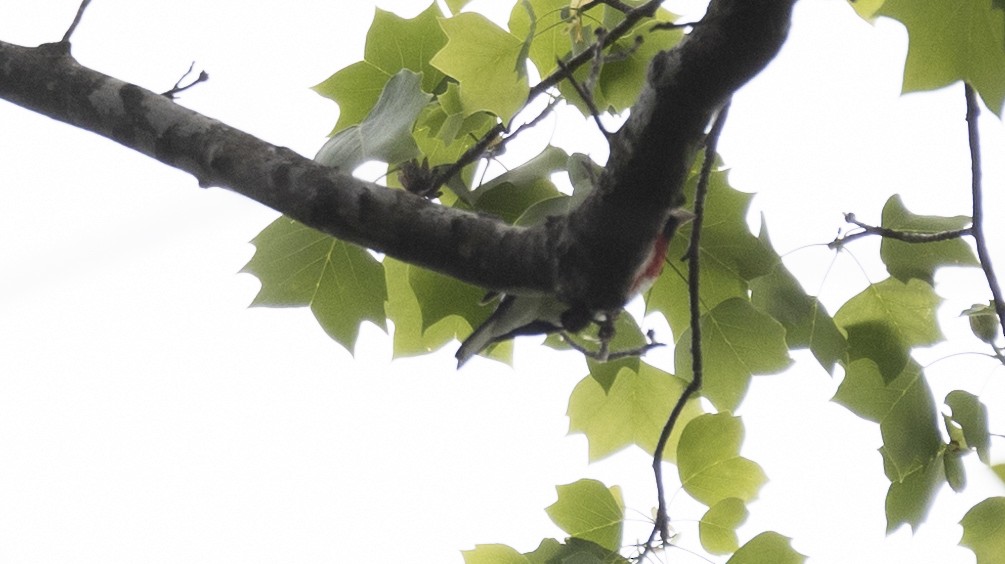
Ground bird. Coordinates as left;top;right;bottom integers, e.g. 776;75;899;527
455;208;694;367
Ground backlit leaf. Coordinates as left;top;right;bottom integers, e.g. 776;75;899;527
545;479;624;552
960;497;1005;564
884;451;945;533
880;194;977;283
242;217;386;352
567;364;702;461
945;390;991;464
726;531;806;564
675;298;792;411
462;544;530;564
431;13;530;125
678;413;767;506
699;498;749;555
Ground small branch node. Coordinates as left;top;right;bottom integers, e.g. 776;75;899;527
162;62;209;99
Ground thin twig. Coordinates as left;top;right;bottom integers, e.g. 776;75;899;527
637;101;731;562
829;213;972;249
61;0;92;43
556;59;611;138
965;83;1005;342
161;62;209;99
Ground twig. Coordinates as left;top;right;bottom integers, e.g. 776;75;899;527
61;0;93;43
161;62;209;99
556;58;611;138
637;100;731;562
965;83;1005;343
829;213;972;249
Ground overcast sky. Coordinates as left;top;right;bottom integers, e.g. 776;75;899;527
1;1;1004;563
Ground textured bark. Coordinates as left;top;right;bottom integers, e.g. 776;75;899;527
0;0;795;309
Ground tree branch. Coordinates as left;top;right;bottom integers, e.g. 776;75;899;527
0;0;795;314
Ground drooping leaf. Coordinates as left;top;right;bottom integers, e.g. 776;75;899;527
726;531;806;564
472;145;569;222
313;3;447;134
878;0;1005;115
242;217;386;351
699;498;749;555
833;359;942;482
750;225;846;373
960;497;1005;564
675;298;792;411
545;479;624;552
462;544;530;564
879;194;977;283
944;448;968;493
945;390;991;464
884;450;946;533
833;277;942;383
567;364;702;461
431;13;530;125
677;413;768;507
962;302;1001;344
315;70;432;170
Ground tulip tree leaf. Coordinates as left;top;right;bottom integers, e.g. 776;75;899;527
462;544;529;564
834;277;942;383
315;70;431;169
431;13;530;125
567;364;703;461
884;450;946;533
959;497;1005;564
726;532;806;564
242;217;386;352
677;413;767;507
878;0;1005;115
945;390;991;464
699;498;749;555
675;298;792;411
313;3;447;133
880;194;977;283
545;479;624;552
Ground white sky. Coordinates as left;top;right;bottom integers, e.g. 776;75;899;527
1;1;1004;563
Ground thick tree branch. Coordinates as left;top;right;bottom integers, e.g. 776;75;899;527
0;0;795;312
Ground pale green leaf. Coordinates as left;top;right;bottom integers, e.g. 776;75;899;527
946;390;991;464
880;194;977;283
833;359;942;481
364;4;448;93
431;13;530;125
726;531;806;564
567;364;702;461
315;70;431;169
242;217;386;351
699;498;749;555
884;451;945;533
960;497;1005;564
675;298;792;411
834;277;942;382
545;479;624;552
962;302;1001;344
462;544;530;564
313;61;390;135
677;413;767;507
879;0;1005;115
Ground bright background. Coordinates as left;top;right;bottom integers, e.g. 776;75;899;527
1;1;1004;562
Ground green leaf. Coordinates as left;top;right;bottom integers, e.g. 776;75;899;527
523;539;564;564
833;277;942;382
462;544;530;564
242;217;386;351
750;226;847;373
878;0;1005;115
531;538;629;564
833;359;942;482
945;448;967;493
431;13;530;125
365;4;448;93
962;302;1001;344
472;145;569;222
445;0;476;15
545;479;624;552
884;451;945;533
675;298;792;411
960;497;1005;564
580;314;648;391
994;464;1005;484
879;194;977;283
315;70;431;169
945;390;991;464
313;61;391;135
567;364;703;461
677;413;768;507
699;498;749;555
726;531;806;564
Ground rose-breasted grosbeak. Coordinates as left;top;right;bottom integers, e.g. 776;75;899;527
455;208;693;367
